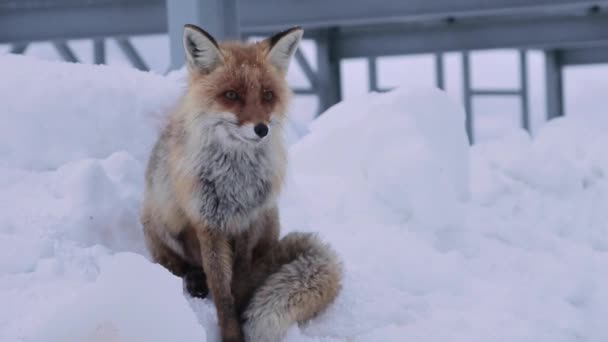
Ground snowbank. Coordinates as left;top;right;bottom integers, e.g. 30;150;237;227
1;54;607;342
284;88;469;232
0;54;182;170
31;253;207;342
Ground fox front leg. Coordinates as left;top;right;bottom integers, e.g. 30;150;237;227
232;208;281;316
197;227;243;342
232;230;255;316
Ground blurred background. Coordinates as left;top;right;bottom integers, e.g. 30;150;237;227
2;0;608;143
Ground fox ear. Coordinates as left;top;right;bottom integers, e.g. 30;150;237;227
265;27;303;74
183;24;223;73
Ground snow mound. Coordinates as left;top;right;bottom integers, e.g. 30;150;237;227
471;113;608;250
0;55;306;171
0;151;146;277
0;54;182;170
1;55;608;342
30;253;206;342
285;88;469;231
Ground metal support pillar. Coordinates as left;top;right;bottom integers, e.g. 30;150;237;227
316;28;342;115
167;0;240;70
294;48;319;91
368;57;379;92
116;37;149;71
93;39;105;65
53;41;79;63
462;51;474;144
519;50;530;130
545;50;564;119
435;53;445;90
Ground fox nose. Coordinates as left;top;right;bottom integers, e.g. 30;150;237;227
254;123;269;138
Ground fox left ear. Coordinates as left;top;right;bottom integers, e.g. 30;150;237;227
183;24;224;73
264;27;304;74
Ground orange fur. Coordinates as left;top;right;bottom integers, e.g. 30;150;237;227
185;41;291;126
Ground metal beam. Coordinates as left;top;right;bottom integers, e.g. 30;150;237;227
368;57;380;92
336;13;608;58
545;50;564;119
93;39;105;65
560;46;608;65
435;53;445;90
294;49;319;91
293;88;318;95
4;1;606;43
462;52;474;144
53;41;79;63
519;50;530;131
167;0;240;70
0;1;166;43
316;29;342;114
471;89;522;96
115;37;149;71
239;0;607;31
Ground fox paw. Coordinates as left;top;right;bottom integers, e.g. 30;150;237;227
183;269;208;298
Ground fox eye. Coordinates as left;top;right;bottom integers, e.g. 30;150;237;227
224;90;239;101
262;90;274;102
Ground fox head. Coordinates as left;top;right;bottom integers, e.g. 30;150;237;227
179;24;303;147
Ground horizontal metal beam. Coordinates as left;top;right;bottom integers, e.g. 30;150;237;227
336;13;608;58
3;0;607;43
239;0;607;31
560;46;608;65
293;88;318;95
0;1;166;43
471;89;522;96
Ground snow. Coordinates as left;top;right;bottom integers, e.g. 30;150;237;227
30;253;207;342
1;54;608;341
0;55;181;170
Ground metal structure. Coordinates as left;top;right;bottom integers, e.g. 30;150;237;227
2;0;608;142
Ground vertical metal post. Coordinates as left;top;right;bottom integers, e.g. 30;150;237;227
435;53;445;90
519;49;530;131
167;0;240;70
316;28;342;115
545;50;564;119
93;39;105;65
462;51;474;144
368;57;379;92
294;49;319;92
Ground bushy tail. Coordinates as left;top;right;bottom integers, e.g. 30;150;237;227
243;232;342;342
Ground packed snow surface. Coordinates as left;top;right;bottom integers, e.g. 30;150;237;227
1;54;607;341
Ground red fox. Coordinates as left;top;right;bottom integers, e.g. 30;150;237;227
140;24;342;342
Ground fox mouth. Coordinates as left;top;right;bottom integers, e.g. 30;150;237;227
232;132;261;143
217;120;262;144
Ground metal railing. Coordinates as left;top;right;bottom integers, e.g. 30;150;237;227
2;0;608;142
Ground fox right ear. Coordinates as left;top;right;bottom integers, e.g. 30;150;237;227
183;24;223;73
264;26;303;75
